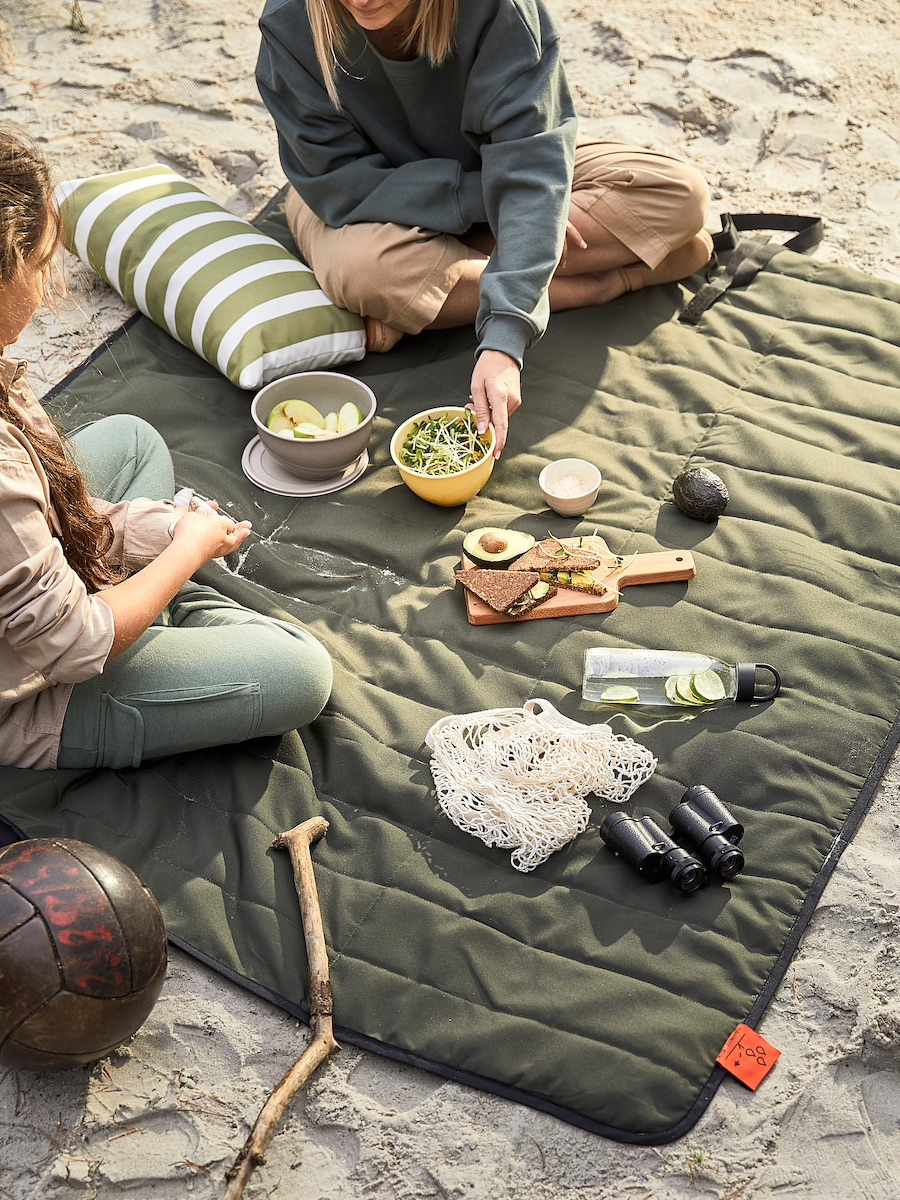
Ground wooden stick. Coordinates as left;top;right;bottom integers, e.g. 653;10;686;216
224;817;339;1200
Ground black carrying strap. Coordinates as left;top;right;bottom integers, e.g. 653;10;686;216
678;212;824;325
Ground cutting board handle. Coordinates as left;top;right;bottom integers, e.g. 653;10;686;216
612;550;696;590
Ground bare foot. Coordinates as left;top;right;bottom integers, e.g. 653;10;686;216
364;317;405;354
562;229;715;310
590;267;632;305
620;230;715;293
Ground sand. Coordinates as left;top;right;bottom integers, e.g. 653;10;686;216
1;2;899;1197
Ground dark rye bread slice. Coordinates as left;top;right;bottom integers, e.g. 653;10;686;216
510;540;606;573
455;568;539;613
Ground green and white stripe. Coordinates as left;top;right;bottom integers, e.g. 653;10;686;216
55;165;365;390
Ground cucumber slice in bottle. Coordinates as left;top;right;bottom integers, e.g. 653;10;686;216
674;677;707;706
599;685;640;704
667;676;700;700
691;669;726;702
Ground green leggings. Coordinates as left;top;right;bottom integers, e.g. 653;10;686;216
58;415;333;770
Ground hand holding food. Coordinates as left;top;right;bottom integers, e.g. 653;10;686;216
469;350;522;458
171;509;252;563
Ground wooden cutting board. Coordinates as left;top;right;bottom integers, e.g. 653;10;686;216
461;543;696;625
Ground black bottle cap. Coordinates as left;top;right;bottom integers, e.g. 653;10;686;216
735;663;782;702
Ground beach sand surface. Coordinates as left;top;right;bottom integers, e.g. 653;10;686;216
0;2;898;1197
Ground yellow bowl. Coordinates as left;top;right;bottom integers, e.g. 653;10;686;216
390;406;496;507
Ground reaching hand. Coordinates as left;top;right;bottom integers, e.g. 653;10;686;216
558;219;589;270
564;219;588;253
171;509;252;564
469;350;522;459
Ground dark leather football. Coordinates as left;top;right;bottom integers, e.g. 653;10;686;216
0;839;167;1070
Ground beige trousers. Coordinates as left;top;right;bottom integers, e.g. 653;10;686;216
285;140;710;335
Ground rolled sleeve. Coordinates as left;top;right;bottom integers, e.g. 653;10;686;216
0;455;115;685
92;497;177;568
476;313;531;368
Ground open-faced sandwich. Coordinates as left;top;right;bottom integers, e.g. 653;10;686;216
455;568;556;618
509;535;620;595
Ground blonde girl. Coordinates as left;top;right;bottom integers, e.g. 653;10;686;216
257;0;712;456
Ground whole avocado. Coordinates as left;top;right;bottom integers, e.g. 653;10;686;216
672;467;729;522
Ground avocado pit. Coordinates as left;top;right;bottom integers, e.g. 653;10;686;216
479;533;507;555
463;527;537;569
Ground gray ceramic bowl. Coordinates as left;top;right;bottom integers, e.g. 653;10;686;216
252;372;376;481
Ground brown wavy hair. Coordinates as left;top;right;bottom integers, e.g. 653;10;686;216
0;126;121;592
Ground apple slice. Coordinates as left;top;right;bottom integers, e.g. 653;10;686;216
324;411;339;433
293;423;340;441
267;399;324;432
337;401;362;433
292;422;323;439
266;401;294;433
284;399;324;428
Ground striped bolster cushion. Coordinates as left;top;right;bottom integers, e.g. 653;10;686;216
54;164;366;390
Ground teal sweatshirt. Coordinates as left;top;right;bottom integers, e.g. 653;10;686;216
256;0;577;367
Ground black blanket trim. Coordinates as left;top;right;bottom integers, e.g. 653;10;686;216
5;193;894;1144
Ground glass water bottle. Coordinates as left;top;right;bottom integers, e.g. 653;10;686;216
582;648;781;708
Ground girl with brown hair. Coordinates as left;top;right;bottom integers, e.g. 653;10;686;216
257;0;713;457
0;127;333;770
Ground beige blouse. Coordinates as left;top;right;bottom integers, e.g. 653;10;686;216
0;357;177;769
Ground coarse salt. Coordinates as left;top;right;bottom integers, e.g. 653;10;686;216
551;473;590;498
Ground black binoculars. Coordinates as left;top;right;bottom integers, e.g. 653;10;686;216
599;811;707;894
599;785;744;894
670;785;744;881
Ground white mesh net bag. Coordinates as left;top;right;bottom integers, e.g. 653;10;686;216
425;698;657;871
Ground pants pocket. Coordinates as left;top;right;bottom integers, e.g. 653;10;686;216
98;694;146;771
109;682;263;767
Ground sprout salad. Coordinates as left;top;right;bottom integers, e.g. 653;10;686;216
399;411;490;476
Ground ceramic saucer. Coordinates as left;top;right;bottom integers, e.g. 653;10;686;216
241;437;369;498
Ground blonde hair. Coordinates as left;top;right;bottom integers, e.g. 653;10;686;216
307;0;458;108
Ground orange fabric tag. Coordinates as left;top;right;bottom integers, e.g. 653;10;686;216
716;1024;780;1090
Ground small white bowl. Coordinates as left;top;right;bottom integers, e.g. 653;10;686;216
539;458;602;517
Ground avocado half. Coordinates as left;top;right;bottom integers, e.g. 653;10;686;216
672;467;729;522
463;527;536;569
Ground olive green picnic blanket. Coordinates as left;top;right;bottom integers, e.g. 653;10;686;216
2;199;898;1143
